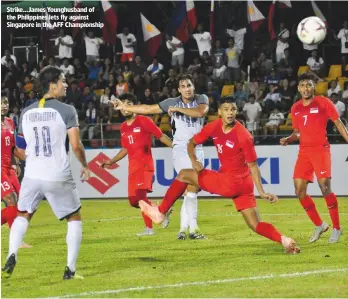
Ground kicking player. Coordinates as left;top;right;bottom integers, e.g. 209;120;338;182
101;93;173;236
1;96;31;248
139;96;300;254
2;67;90;279
280;73;348;243
112;74;209;240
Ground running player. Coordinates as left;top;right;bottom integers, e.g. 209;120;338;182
101;93;172;236
2;67;90;279
112;74;209;240
139;96;300;254
280;73;348;243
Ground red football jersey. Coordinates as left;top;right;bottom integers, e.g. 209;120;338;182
194;119;257;179
120;115;163;174
1;117;16;170
291;96;339;151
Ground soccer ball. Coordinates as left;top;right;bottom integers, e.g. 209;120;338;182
296;16;327;45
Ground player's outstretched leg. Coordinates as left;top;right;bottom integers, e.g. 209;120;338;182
64;212;83;280
318;178;342;243
2;211;30;278
241;207;300;254
294;179;328;243
139;169;199;224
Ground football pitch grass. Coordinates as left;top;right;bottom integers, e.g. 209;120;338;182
1;198;348;298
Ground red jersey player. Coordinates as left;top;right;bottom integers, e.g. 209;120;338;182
140;96;300;254
1;96;31;249
2;96;22;224
102;93;173;236
280;73;348;244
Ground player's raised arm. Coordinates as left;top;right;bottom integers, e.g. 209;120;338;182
112;98;163;115
333;119;348;142
168;93;209;118
168;103;209;118
101;148;128;168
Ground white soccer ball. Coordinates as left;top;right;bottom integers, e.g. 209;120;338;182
297;16;327;45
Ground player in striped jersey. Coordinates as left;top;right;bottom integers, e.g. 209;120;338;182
113;74;209;240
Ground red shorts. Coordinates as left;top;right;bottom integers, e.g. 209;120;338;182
1;170;16;198
198;170;256;211
293;150;331;182
121;53;134;62
128;170;154;197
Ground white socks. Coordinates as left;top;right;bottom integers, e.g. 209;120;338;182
180;193;199;233
180;197;189;232
66;221;82;272
8;216;29;259
185;192;198;233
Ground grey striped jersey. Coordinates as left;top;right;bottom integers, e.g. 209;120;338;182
158;94;209;148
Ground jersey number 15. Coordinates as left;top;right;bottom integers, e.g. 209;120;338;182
33;126;52;157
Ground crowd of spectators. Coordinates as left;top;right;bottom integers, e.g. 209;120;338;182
2;20;348;146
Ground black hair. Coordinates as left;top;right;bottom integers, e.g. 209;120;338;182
178;74;195;87
298;72;316;82
344;81;348;90
118;92;137;104
248;94;256;99
218;96;236;107
38;66;64;93
330;92;338;97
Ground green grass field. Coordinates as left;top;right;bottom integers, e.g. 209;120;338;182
1;198;348;298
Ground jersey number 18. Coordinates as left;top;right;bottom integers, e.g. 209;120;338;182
33;126;52;157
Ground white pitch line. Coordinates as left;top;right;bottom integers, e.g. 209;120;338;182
47;268;348;298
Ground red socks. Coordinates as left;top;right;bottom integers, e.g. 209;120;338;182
324;193;340;230
142;212;153;229
159;179;187;214
256;222;282;243
300;195;323;226
1;206;18;228
140;197;153;229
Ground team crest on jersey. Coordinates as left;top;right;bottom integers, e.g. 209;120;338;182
133;127;141;132
310;108;319;114
225;140;234;148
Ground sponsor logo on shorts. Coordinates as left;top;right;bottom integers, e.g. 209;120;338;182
86;153;120;194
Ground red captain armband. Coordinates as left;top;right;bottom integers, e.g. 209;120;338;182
16;134;27;149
